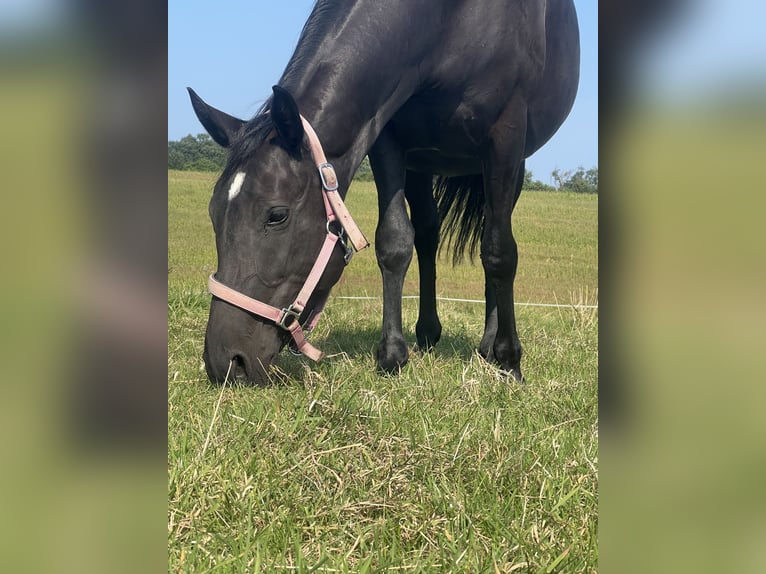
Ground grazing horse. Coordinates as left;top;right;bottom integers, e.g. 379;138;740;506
189;0;579;385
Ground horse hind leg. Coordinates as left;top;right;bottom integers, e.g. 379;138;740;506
480;104;527;382
404;171;442;351
478;278;499;362
478;159;525;368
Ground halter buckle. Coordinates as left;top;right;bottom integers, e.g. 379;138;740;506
277;306;301;330
318;163;339;191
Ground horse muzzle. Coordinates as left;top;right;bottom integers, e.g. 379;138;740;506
202;299;282;386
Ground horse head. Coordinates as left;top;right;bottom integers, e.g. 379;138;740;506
189;86;351;385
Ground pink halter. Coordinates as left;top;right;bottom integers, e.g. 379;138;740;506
208;115;369;361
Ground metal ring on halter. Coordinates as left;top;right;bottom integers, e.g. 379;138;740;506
288;342;304;356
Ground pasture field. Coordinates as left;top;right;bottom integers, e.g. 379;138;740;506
168;170;598;573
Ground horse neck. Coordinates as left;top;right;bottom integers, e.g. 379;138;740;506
278;1;430;189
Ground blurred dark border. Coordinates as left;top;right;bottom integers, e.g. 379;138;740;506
70;0;168;448
598;0;689;429
600;1;766;573
0;1;167;572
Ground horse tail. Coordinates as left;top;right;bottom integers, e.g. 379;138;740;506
434;174;485;265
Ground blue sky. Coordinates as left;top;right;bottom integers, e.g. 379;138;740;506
168;0;598;183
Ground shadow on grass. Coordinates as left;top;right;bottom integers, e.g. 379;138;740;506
270;322;482;384
322;323;480;363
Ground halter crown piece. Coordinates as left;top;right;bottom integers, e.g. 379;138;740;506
207;115;369;361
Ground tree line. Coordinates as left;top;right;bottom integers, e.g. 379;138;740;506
525;166;598;194
169;134;597;193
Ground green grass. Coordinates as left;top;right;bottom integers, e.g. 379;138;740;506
168;170;598;573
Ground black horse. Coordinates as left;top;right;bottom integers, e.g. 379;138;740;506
189;0;579;385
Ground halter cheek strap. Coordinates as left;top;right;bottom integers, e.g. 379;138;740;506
300;118;368;252
207;114;369;361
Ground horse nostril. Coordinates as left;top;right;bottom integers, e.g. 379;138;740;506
230;354;248;381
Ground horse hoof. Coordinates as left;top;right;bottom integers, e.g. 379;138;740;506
477;349;524;383
478;344;495;363
376;338;409;374
498;364;525;384
414;334;440;353
415;322;441;352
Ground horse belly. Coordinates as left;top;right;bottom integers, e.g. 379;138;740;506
390;99;489;175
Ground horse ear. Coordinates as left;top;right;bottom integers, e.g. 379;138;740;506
187;87;245;148
271;85;304;153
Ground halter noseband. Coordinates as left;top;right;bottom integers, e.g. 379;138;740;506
207;115;369;361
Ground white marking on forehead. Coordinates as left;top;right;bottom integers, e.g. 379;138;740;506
227;171;246;201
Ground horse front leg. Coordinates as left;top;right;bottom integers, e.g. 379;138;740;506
480;107;527;382
369;131;413;373
404;170;442;351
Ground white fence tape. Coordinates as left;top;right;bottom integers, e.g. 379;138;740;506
335;295;598;310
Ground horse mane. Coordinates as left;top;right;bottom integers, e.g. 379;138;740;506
221;1;347;181
279;0;346;88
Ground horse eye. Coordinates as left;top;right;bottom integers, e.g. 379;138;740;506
266;207;289;226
